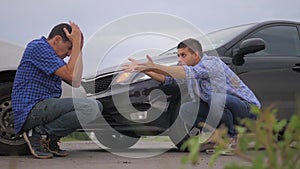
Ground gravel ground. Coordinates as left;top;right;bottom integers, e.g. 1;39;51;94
1;141;251;169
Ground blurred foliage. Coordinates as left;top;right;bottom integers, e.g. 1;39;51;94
181;105;300;169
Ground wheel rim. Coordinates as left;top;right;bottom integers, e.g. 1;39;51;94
0;98;25;145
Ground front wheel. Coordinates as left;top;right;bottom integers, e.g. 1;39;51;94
0;82;29;155
94;130;140;150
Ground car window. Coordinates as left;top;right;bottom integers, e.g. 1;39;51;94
160;23;256;56
202;23;255;51
249;26;300;56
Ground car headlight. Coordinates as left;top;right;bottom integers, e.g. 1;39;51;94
114;72;151;84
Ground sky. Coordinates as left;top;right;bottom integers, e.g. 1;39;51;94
1;0;300;76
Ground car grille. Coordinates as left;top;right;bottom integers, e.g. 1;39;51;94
82;74;114;94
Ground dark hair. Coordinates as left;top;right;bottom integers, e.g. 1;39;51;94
47;23;72;42
177;38;203;56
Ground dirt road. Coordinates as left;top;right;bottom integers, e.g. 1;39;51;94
1;141;250;169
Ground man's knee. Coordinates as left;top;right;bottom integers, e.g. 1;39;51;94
75;99;103;123
179;102;199;126
95;100;103;118
87;99;102;119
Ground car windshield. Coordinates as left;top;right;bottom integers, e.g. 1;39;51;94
160;23;256;56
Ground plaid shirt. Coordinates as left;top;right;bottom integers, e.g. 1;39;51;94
165;55;261;108
12;37;66;133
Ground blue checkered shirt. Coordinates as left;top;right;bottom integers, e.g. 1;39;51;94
12;37;66;133
165;55;261;108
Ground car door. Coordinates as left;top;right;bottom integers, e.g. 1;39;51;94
234;24;300;120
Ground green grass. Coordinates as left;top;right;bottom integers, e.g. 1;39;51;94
61;132;91;142
140;136;172;142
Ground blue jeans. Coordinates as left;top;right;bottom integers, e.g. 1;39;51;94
22;98;103;137
179;94;256;137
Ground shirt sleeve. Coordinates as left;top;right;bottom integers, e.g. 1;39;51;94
182;63;209;102
183;64;209;80
164;76;175;85
30;44;66;76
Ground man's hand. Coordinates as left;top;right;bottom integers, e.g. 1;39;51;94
55;21;84;87
122;57;140;72
63;21;82;48
122;55;155;72
136;55;156;72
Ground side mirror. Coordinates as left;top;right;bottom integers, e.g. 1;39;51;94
232;38;266;65
234;38;266;56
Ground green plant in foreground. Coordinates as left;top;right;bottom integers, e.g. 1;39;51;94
181;105;300;169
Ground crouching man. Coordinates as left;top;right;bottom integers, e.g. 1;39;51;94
12;21;102;159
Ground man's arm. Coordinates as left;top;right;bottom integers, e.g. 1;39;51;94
55;21;83;87
136;55;186;79
123;56;185;82
144;71;166;83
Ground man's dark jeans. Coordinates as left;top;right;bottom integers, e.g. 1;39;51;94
22;98;102;137
179;94;256;137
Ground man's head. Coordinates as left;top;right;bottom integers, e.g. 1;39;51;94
47;23;73;59
177;38;203;66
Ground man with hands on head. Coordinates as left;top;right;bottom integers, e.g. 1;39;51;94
12;21;103;159
123;38;260;154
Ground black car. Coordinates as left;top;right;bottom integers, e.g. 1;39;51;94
79;20;300;150
1;20;300;154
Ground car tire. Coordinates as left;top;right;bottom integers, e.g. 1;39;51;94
94;130;140;150
0;82;29;155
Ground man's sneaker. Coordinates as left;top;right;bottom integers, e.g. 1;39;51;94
204;136;238;156
228;136;238;149
199;142;216;152
23;129;53;159
219;136;238;156
45;135;69;157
